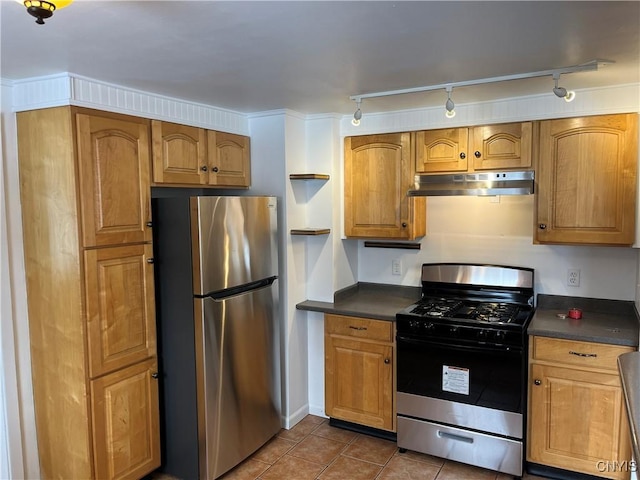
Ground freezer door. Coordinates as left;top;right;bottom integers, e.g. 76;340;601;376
191;196;278;295
194;282;281;479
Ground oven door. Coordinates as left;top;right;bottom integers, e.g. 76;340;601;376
396;334;526;439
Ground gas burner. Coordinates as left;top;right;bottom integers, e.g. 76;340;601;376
409;299;462;318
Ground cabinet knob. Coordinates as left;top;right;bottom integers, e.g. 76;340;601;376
401;222;407;228
151;372;159;379
201;165;208;172
212;166;219;173
459;152;466;159
384;358;390;364
539;224;547;230
534;379;541;386
474;151;481;158
147;258;155;264
146;221;153;228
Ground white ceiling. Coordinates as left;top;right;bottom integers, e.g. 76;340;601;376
1;1;639;116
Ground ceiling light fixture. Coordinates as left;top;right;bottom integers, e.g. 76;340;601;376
17;0;73;25
445;86;456;118
351;98;362;126
552;73;576;102
349;59;610;117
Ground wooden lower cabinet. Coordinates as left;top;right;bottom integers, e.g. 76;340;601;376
527;336;633;479
324;314;395;432
91;359;161;480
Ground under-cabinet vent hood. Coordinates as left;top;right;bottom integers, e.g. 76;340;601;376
407;170;535;197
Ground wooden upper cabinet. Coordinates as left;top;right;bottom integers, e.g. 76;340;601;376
76;113;152;247
416;128;469;172
152;120;251;187
151;120;207;185
471;122;532;170
91;358;161;480
535;114;638;245
207;130;251;186
344;132;426;240
84;244;157;378
415;122;532;173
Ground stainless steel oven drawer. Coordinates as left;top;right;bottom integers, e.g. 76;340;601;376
397;416;523;477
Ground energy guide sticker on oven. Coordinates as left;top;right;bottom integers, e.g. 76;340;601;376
442;365;469;395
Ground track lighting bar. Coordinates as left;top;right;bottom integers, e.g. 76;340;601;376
348;59;610;102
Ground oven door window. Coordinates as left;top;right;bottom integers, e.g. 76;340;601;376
397;336;524;413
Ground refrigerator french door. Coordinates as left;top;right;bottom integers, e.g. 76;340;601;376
153;195;281;480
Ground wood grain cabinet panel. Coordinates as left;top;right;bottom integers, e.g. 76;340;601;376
85;244;157;378
344;132;426;239
324;314;395;432
91;359;161;480
152;120;251;187
151;120;207;185
207;130;251;186
415;122;531;173
535;114;637;245
415;128;469;172
527;336;633;479
77;113;152;247
17;106;160;480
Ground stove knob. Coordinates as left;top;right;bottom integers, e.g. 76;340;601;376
425;322;435;332
449;326;459;337
477;329;487;340
409;320;420;332
494;330;506;342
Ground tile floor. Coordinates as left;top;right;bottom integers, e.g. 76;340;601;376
155;414;550;480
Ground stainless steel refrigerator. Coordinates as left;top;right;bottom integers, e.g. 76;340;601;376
152;195;281;480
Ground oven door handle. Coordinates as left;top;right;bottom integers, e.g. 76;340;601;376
437;430;474;444
396;334;523;354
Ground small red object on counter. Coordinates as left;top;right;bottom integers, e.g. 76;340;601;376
568;308;582;319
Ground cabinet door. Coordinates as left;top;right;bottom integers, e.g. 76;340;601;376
415;128;468;172
535;114;638;245
151;120;207;185
325;334;393;431
76;113;152;247
528;363;631;479
471;122;532;170
207;130;251;186
344;132;425;239
84;244;157;378
91;359;161;480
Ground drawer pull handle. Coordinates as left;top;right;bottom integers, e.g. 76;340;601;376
349;326;367;331
534;379;541;386
437;430;474;444
569;350;597;358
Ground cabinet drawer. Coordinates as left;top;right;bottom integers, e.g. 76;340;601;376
325;314;393;342
531;336;633;371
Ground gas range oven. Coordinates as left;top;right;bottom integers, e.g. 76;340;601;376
396;263;535;477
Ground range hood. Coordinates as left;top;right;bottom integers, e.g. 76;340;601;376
407;170;535;197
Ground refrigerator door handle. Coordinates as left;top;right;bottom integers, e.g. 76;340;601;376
197;275;278;301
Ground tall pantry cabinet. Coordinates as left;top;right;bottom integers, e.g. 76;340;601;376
17;107;160;479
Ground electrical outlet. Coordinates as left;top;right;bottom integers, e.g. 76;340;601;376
392;258;402;276
567;269;581;287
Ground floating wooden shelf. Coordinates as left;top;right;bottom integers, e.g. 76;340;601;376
290;228;331;236
289;174;330;180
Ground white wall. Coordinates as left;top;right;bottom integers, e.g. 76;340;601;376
1;82;40;478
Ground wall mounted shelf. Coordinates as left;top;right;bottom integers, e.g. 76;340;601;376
289;174;330;180
291;228;331;236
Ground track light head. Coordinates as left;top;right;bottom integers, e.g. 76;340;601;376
552;73;576;102
445;87;456;118
352;99;362;126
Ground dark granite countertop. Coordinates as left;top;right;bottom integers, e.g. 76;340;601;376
296;282;421;321
619;352;640;463
528;294;639;347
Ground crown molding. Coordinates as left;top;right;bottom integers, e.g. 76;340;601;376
7;72;250;135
